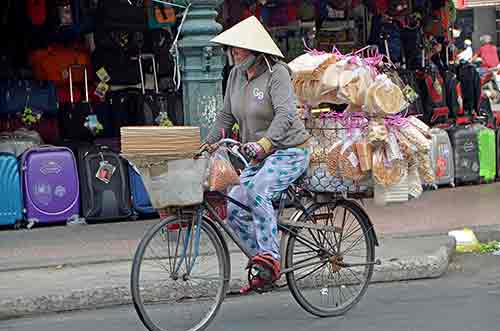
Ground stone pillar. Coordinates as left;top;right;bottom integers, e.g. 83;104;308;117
178;0;225;139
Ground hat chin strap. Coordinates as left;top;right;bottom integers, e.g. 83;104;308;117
263;55;275;73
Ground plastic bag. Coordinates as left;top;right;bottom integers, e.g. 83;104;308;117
337;66;374;106
407;162;423;199
386;131;403;162
407;116;431;139
354;136;373;172
288;53;336;79
367;120;388;146
365;74;405;115
374;162;409;206
293;77;337;106
372;147;403;187
448;228;481;253
208;147;240;192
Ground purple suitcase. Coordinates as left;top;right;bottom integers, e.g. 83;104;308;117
22;146;80;226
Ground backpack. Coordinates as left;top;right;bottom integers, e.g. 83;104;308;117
27;0;47;25
444;71;463;119
417;67;449;125
457;63;481;117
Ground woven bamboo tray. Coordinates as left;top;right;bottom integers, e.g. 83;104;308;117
121;126;200;157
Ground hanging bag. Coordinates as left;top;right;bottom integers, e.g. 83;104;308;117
98;0;148;31
145;0;176;29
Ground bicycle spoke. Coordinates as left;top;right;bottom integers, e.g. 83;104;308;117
341;229;371;256
132;218;227;331
285;200;375;317
294;262;328;283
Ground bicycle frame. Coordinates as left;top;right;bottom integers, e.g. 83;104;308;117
199;190;336;276
172;138;378;278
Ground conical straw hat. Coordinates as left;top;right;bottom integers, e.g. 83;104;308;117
211;16;284;58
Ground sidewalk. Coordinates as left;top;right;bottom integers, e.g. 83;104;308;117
1;183;500;319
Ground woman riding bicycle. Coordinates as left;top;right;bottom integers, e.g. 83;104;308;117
204;16;311;293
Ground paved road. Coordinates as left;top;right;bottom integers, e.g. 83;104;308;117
2;253;499;331
2;183;500;271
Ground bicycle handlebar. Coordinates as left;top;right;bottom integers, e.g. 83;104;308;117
215;139;250;168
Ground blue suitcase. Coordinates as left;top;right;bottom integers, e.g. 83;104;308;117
0;153;23;228
128;164;158;218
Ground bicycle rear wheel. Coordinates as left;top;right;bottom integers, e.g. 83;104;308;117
131;216;229;331
284;200;375;317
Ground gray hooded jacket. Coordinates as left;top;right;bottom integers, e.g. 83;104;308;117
206;59;310;149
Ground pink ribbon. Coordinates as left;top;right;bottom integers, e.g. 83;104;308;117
384;115;409;129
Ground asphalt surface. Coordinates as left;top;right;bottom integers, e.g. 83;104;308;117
2;253;499;331
2;183;500;272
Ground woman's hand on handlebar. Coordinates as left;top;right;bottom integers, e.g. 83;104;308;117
199;143;218;154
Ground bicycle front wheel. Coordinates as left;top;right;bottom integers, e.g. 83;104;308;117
131;216;229;331
284;200;375;317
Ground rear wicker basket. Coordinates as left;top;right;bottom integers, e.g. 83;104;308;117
302;114;373;197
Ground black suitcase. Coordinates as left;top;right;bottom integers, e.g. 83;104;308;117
448;126;480;185
105;88;141;137
136;53;180;125
97;0;148;31
78;145;132;222
58;65;112;141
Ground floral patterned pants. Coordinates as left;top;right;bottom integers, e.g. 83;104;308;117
227;147;310;260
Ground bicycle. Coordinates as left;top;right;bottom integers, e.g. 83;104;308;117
131;139;380;331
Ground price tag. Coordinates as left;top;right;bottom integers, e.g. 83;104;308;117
94;81;109;98
96;67;111;83
96;161;116;184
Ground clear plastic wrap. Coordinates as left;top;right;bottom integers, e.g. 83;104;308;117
365;74;405;115
208;147;240;192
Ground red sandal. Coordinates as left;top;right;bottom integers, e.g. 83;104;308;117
240;253;281;294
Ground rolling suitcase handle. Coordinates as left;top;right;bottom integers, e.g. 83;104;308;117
380;32;391;62
134;53;169;125
136;53;159;95
68;64;89;105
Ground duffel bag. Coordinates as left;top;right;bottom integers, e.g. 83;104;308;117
0;80;58;114
29;43;93;87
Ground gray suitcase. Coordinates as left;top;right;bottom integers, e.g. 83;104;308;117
448;126;481;185
430;128;455;188
0;130;42;157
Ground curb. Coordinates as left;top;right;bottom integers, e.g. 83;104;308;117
0;236;457;321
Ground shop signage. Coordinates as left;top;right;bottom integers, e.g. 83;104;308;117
455;0;500;9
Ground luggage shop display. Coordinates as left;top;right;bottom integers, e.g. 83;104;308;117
417;66;449;126
443;71;463;120
21;146;81;227
29;43;92;87
136;53;175;126
46;0;82;40
58;65;102;141
456;63;481;118
0;116;60;145
77;145;132;222
145;0;176;30
0;153;23;228
472;124;496;183
429;128;454;187
448;126;480;186
97;0;148;31
103;89;142;138
128;163;158;218
0;80;58;114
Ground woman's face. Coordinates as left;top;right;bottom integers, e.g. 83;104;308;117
231;47;252;65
